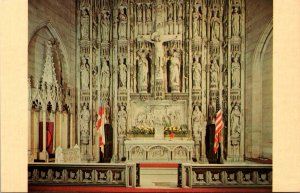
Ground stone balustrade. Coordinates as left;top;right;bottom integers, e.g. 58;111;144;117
179;163;272;188
28;163;136;187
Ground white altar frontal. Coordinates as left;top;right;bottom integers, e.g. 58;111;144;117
124;139;194;162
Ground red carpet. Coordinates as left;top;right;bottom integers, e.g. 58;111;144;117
140;163;178;168
29;186;272;192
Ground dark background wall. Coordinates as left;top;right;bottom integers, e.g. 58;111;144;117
245;0;273;159
28;0;76;89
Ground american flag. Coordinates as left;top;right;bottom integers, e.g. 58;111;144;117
97;99;106;153
214;99;224;154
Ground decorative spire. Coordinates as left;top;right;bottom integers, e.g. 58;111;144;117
42;40;58;86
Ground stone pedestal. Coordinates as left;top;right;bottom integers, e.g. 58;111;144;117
39;151;49;162
118;135;125;159
139;85;148;93
171;85;180;93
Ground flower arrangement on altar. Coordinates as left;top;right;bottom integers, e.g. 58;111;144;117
163;124;189;137
127;126;155;136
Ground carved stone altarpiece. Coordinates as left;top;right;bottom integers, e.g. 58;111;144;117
75;0;245;163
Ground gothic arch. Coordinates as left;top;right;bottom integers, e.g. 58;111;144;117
28;21;70;86
251;18;273;158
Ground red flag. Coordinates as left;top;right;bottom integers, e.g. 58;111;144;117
97;99;106;153
97;105;104;129
214;110;223;154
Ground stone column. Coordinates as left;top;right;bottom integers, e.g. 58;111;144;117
28;108;34;162
33;110;39;159
112;4;119;162
52;111;56;153
43;110;47;152
200;131;207;162
194;137;200;161
95;128;100;163
70;114;74;147
40;109;48;162
59;111;63;147
118;135;125;160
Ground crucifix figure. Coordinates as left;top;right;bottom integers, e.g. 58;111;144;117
138;32;181;81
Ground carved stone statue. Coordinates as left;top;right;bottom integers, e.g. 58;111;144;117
80;105;90;145
80;9;89;40
193;7;200;37
169;50;181;91
167;2;173;21
192;57;201;89
232;7;240;36
177;3;183;20
137;51;149;92
231;55;241;89
117;105;127;135
192;106;205;138
192;105;206;161
118;8;127;39
155;4;164;33
231;104;241;134
210;58;219;87
118;59;127;89
146;4;151;21
100;58;110;91
101;12;110;41
231;104;241;161
211;11;221;41
137;4;142;22
81;57;89;88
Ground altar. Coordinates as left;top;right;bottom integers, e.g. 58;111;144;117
124;139;194;162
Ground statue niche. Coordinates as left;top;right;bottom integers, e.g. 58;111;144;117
168;49;181;93
232;6;241;37
118;58;127;89
80;56;89;89
118;8;127;39
192;56;201;90
231;54;241;89
210;10;221;41
101;11;110;42
80;9;89;40
117;105;127;135
80;104;90;145
192;6;201;38
137;49;150;93
100;58;110;91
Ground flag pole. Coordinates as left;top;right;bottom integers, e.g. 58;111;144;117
219;50;224;164
97;60;101;162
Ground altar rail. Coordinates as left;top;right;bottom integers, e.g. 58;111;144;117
179;163;272;188
28;163;136;187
